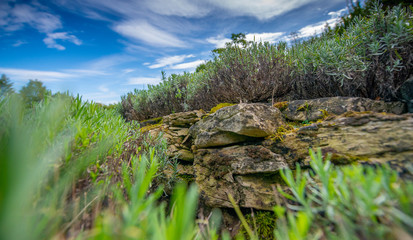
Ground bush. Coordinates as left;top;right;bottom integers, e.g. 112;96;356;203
121;2;413;123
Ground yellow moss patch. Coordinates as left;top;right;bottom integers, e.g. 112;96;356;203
267;124;296;142
139;122;163;133
210;103;236;114
297;101;310;111
140;116;163;125
273;101;289;111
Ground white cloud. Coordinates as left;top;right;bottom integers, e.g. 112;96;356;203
208;0;315;21
246;32;285;44
148;54;195;69
127;77;161;85
43;32;82;50
98;85;109;92
113;20;186;48
328;8;347;19
12;40;27;47
170;60;206;70
206;36;231;48
122;68;135;74
87;54;137;70
297;9;344;38
0;68;75;82
1;3;62;33
64;69;108;76
143;0;211;18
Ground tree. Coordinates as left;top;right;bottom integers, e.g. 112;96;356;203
19;80;49;106
0;74;14;97
212;32;251;55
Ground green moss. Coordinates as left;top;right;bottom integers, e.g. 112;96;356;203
329;153;370;165
239;211;277;240
273;101;289;111
209;103;236;114
177;174;195;183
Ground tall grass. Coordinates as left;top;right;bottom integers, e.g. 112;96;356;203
0;94;204;239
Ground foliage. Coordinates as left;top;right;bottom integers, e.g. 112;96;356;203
19;79;50;106
0;74;14;97
122;3;413;121
273;149;413;239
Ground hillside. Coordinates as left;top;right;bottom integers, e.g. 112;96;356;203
1;2;413;240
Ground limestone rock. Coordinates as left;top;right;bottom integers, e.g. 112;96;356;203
194;145;289;210
193;112;413;210
267;112;413;166
190;103;285;148
280;97;405;122
163;110;206;127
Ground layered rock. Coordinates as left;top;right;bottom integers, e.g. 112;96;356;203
278;97;405;122
143;97;412;210
189;103;285;148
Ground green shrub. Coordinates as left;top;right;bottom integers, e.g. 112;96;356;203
121;2;412;121
273;149;413;239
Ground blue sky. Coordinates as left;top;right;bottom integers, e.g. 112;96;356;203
0;0;349;104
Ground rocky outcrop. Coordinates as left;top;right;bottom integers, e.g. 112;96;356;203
189;103;285;148
148;110;207;162
278;97;405;122
144;97;411;210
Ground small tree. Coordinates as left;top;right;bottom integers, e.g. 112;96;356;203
0;74;14;97
19;80;49;106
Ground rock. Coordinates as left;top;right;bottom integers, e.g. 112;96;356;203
163;110;206;127
279;97;405;122
397;76;413;113
194;145;289;210
268;112;413;166
190;103;286;148
193;112;413;210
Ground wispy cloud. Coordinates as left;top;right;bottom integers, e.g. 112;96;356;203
87;54;137;70
208;0;316;21
206;36;231;48
143;0;211;18
43;32;82;50
12;40;27;47
246;32;285;43
5;3;62;33
64;69;108;76
0;2;83;50
170;60;206;70
148;54;195;69
0;67;75;82
114;20;186;48
127;77;161;85
297;8;345;38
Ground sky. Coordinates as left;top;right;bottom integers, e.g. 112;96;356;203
0;0;349;104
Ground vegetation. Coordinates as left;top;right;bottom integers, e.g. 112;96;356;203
0;74;14;97
273;149;413;240
121;2;412;121
1;1;412;240
19;79;49;106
